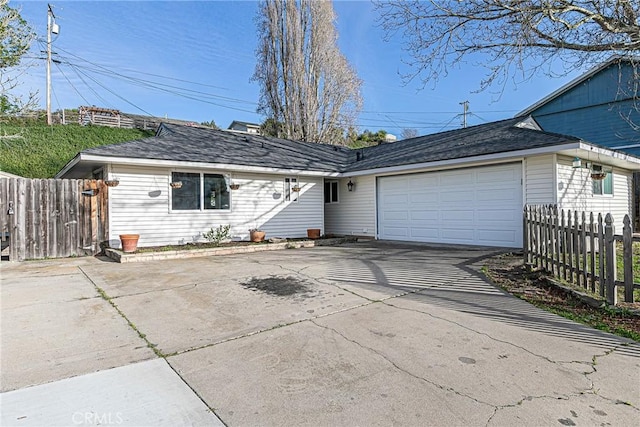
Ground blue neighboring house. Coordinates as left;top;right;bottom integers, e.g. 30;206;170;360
518;56;640;230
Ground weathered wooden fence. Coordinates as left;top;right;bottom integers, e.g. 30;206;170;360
524;205;639;305
0;178;109;261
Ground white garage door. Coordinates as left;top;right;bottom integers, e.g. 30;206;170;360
377;163;523;248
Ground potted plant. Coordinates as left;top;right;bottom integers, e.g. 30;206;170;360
249;228;266;242
119;234;140;252
307;228;321;239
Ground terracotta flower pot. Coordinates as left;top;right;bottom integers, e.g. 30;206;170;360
119;234;140;252
250;230;266;242
307;228;321;239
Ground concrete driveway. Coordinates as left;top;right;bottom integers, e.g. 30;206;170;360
1;242;639;426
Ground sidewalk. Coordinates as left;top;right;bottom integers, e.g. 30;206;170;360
0;359;223;426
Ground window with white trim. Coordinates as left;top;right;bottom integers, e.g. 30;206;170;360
592;172;613;196
324;180;339;204
284;177;299;202
171;172;230;210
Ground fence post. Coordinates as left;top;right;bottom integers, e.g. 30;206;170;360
604;213;617;305
551;206;558;276
545;205;552;272
597;213;605;296
622;215;634;303
567;210;574;283
561;209;567;281
573;210;580;287
523;206;529;265
589;212;596;293
580;211;588;290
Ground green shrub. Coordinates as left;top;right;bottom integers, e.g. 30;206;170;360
203;224;231;246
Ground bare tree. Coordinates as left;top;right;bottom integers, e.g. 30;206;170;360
253;0;362;145
401;128;418;139
375;1;640;91
1;0;36;115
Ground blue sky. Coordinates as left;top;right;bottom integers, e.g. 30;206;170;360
14;0;584;137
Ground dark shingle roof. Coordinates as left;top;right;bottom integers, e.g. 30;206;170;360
84;123;352;172
347;117;580;172
79;118;580;174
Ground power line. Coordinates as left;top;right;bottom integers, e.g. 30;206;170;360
52;61;91;106
53;46;257;106
70;64;154;116
67;64;114;108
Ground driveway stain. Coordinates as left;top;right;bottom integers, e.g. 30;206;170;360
241;275;311;297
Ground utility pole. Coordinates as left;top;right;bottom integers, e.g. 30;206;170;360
460;100;469;128
46;4;58;125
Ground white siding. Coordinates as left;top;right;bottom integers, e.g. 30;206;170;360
524;154;555;205
108;165;324;248
556;155;633;231
324;175;376;237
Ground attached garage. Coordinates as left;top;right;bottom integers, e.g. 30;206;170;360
377;162;523;248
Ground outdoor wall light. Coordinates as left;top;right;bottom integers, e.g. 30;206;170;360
7;201;14;215
572;157;582;168
347;179;355;192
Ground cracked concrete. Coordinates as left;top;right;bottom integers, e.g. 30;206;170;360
2;241;638;426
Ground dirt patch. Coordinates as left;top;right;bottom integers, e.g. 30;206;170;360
483;252;640;341
241;276;311;297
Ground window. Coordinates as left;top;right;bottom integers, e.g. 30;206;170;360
324;181;339;203
171;172;230;211
592;172;613;196
172;172;200;210
284;177;299;202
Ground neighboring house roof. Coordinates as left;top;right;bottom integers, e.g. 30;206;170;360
228;120;261;129
57;117;640;179
517;55;637;116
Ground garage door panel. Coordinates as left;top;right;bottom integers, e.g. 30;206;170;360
440;169;474;182
378;163;523;248
476;209;520;222
382;226;409;239
476;188;520;202
476;229;517;245
382;210;409;221
382;193;408;205
410;210;438;221
440;209;475;222
440;190;475;203
476;167;520;183
409;175;438;188
380;177;408;191
410;228;439;239
409;192;438;204
440;228;476;241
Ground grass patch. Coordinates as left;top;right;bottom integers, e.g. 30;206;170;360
484;253;640;342
0;122;153;178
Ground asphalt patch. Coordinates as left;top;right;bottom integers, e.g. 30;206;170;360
241;276;311;297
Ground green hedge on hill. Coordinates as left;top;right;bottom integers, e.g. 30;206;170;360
0;123;153;178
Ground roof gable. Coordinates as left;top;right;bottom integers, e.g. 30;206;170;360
518;56;638;116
